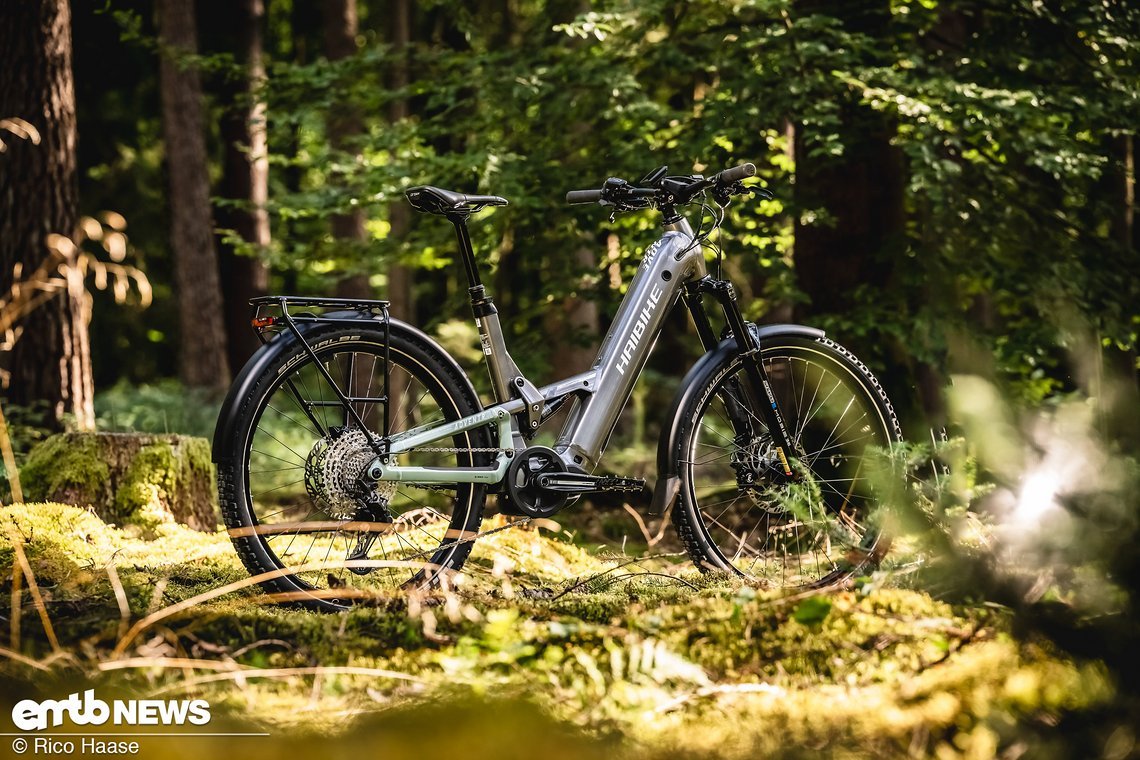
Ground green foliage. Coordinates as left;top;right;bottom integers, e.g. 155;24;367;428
94;380;222;438
76;1;1140;412
791;595;832;627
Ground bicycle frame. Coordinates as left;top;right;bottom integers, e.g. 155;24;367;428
369;216;711;485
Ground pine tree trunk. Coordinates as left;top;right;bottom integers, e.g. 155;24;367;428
546;245;600;379
322;0;372;302
545;0;599;379
0;0;94;431
385;0;415;325
792;1;910;415
158;0;231;390
218;0;270;374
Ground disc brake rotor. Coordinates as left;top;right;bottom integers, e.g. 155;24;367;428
732;435;788;514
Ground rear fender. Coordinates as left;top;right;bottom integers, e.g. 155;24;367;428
211;313;479;463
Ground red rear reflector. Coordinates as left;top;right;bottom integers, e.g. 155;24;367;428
251;316;276;328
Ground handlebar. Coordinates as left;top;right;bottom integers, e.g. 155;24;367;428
566;189;603;205
566;161;759;209
719;162;756;184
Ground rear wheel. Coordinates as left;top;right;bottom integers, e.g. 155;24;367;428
217;323;490;611
672;336;901;589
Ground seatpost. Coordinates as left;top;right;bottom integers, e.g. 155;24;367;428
448;216;482;290
446;215;494;318
447;213;544;424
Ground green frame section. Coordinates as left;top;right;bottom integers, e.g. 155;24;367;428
373;406;515;485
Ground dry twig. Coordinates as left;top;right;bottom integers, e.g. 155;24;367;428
1;518;60;652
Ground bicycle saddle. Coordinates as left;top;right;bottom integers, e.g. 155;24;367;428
405;185;509;217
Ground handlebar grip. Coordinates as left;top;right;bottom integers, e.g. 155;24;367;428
566;189;604;205
719;162;757;184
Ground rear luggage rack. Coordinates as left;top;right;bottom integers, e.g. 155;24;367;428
248;294;393;445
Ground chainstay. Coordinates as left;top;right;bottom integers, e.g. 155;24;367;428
407;446;520;453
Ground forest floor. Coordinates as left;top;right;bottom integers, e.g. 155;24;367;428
0;502;1116;759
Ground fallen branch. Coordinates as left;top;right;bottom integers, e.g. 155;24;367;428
1;518;60;653
110;557;434;658
593;571;699;593
550;552;687;601
132;663;426;697
0;645;52;671
105;563;131;642
652;682;787;714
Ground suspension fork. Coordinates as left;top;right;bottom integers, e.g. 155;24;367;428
683;278;798;480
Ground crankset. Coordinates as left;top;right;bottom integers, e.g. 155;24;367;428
534;472;646;494
505;445;646;518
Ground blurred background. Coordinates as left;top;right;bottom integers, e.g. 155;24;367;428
2;0;1136;447
3;2;1140;757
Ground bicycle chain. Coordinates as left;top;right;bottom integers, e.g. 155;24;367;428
407;446;521;453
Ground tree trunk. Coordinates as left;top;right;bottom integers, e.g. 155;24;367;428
546;245;600;379
21;432;217;532
322;0;372;302
792;1;912;416
158;0;231;390
544;0;599;379
0;0;94;431
385;0;415;325
217;0;270;374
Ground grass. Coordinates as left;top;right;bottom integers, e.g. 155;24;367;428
0;502;1118;759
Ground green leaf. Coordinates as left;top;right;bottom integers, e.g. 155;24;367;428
793;596;833;627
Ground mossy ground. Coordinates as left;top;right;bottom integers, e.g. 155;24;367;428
0;503;1117;759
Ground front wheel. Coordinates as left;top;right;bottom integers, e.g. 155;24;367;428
672;336;902;589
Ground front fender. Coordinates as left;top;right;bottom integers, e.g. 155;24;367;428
648;323;826;516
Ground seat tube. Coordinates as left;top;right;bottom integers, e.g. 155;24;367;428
449;216;529;406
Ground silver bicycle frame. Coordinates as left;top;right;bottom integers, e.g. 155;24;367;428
371;217;708;484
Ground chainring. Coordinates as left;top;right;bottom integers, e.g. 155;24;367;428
505;445;571;518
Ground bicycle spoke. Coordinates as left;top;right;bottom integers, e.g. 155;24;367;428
240;336;481;603
684;347;892;588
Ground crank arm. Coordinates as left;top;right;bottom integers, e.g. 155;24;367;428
535;472;646;494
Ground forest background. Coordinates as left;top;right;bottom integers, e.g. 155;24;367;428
2;1;1140;757
2;0;1137;444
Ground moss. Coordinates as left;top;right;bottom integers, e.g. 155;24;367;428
0;503;1119;758
19;434;111;507
113;437;217;532
19;433;217;532
113;442;178;531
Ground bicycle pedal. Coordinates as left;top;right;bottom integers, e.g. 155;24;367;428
536;472;646;494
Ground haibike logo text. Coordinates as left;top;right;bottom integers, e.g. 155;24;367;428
642;240;663;268
11;690;211;731
615;285;664;376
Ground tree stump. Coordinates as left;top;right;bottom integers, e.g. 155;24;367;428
20;433;217;532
